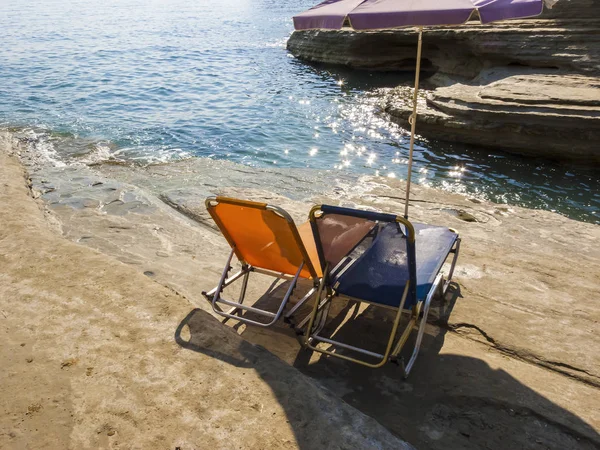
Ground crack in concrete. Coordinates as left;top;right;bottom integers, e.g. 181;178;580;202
158;194;220;235
430;319;600;389
375;194;467;208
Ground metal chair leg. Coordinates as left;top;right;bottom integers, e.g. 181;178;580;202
299;266;328;337
401;273;441;378
211;263;311;327
284;285;318;323
444;237;461;295
304;283;411;369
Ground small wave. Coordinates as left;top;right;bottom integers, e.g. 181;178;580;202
110;146;193;166
78;142;119;165
5;126;193;169
10;128;67;168
265;38;287;48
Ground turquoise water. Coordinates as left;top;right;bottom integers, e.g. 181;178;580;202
1;0;598;223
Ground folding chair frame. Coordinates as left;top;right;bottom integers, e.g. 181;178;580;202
202;196;320;327
303;205;460;377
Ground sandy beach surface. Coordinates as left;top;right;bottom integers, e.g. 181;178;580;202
1;131;599;449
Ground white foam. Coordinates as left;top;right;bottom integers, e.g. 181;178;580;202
21;129;67;168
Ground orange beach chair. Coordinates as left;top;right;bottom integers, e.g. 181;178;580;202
202;196;322;327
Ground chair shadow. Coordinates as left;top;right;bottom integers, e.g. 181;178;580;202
290;283;600;450
178;281;600;449
174;307;405;449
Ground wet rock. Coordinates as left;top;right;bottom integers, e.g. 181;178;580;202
82;199;100;208
102;199;153;216
159;188;215;228
443;208;478;222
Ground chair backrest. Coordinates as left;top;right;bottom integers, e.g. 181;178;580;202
206;196;318;280
309;204;417;302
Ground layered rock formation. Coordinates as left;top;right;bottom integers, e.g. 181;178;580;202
287;0;600;163
382;68;600;162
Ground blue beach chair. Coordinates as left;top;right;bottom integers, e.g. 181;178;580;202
303;205;460;377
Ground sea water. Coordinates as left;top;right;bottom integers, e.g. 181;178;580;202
0;0;598;223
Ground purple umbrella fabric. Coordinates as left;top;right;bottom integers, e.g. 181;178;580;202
293;0;544;30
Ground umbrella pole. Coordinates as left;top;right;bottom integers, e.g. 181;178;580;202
403;26;423;219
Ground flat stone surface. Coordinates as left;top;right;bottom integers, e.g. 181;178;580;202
477;73;600;107
0;135;412;450
6;129;599;448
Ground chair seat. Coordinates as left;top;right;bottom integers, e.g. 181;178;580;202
206;197;320;280
334;222;457;309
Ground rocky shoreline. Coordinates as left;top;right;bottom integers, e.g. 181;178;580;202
2;130;599;449
0;133;414;449
287;0;600;163
380;68;600;162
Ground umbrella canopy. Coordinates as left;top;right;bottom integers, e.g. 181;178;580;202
293;0;546;218
294;0;544;30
